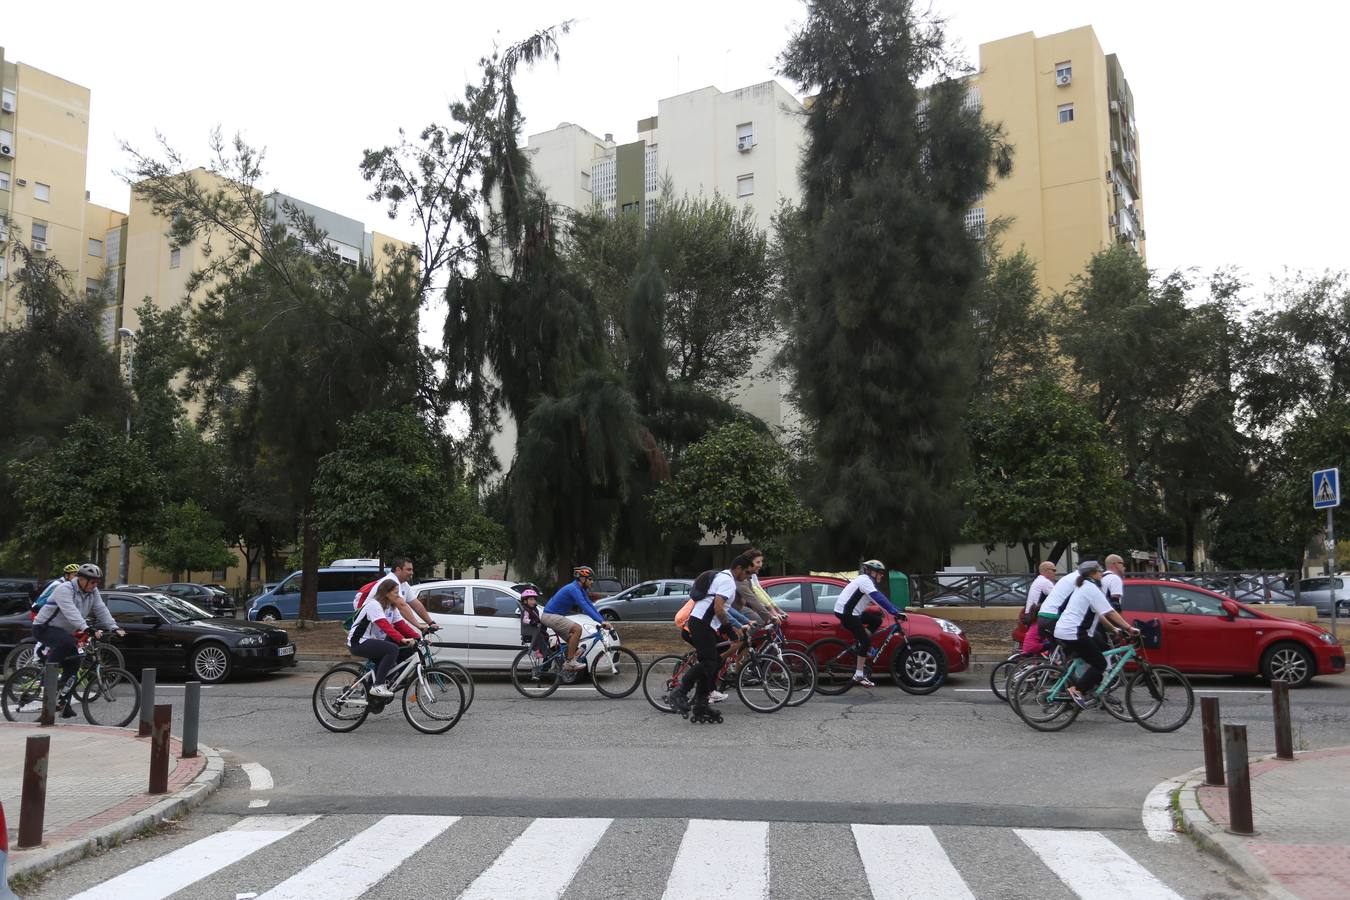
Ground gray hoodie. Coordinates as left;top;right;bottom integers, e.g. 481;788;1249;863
33;579;116;633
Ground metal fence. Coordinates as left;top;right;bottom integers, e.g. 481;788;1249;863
910;570;1300;608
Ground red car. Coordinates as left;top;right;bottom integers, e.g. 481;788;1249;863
759;575;970;687
1119;578;1344;687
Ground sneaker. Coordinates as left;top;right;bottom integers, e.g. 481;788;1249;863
1067;687;1096;710
564;658;587;671
60;703;77;719
852;674;876;688
368;683;394;700
708;690;729;704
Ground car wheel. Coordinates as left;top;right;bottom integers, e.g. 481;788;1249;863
257;607;281;622
601;610;619;622
1261;642;1314;688
191;642;233;684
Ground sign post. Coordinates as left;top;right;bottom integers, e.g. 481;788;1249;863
1313;468;1340;639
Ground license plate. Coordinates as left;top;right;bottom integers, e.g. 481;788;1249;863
277;645;295;656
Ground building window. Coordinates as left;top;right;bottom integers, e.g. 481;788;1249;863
964;207;987;240
580;170;591;193
86;277;101;303
644;143;659;194
0;88;14;110
736;174;754;198
106;228;122;266
100;307;117;343
89;237;103;257
31;222;48;242
963;86;981;112
1056;62;1072;84
1057;103;1075;124
0;128;12;147
0;258;6;279
591;156;616;206
169;247;182;268
34;182;50;202
0;171;9;191
736;122;754;151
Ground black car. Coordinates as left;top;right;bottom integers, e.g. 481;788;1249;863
0;590;295;684
0;577;41;617
151;582;237;616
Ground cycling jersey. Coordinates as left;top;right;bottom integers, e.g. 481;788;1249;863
689;570;735;630
833;575;899;618
1036;573;1079;619
1054;581;1113;641
543;580;606;624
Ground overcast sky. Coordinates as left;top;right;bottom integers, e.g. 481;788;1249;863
5;0;1345;294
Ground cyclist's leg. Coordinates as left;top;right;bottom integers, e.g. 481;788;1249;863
352;638;398;684
859;609;884;647
33;624;77;683
1065;638;1107;693
687;618;721;705
836;612;869;666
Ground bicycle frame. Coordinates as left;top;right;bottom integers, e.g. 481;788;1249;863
1039;641;1139;702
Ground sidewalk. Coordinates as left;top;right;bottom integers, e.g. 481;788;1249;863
0;722;223;881
1177;745;1350;900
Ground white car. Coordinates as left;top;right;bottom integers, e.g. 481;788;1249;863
408;579;613;669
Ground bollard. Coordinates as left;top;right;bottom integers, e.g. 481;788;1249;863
1272;681;1294;760
149;703;172;794
18;735;50;849
1223;723;1256;835
1201;697;1224;785
39;664;58;728
181;681;200;759
138;668;157;737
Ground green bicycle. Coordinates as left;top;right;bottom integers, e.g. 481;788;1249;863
1010;626;1193;733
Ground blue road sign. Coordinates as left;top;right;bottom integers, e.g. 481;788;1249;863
1313;467;1340;509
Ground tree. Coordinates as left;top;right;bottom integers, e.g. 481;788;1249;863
440;482;509;575
960;380;1127;568
971;246;1049;394
653;419;818;558
141;500;237;580
776;0;1012;571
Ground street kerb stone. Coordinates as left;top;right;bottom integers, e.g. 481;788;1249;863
0;723;224;880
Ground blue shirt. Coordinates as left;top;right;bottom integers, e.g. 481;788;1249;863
543;580;605;624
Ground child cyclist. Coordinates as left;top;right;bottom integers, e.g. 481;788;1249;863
834;559;905;687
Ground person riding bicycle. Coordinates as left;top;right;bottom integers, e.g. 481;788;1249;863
31;564;79;616
519;587;550;661
1014;561;1057;643
1053;561;1139;709
364;557;439;636
1034;567;1082;644
541;566;614;671
833;560;904;688
669;555;756;723
348;579;419;699
734;548;786;625
31;563;124;718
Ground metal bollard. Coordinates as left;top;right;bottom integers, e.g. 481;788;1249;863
1201;697;1224;785
138;668;157;737
1223;723;1256;835
1272;681;1294;760
181;681;200;759
40;663;58;728
18;735;50;848
149;703;171;794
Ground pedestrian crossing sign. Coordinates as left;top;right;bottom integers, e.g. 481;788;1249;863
1313;467;1340;509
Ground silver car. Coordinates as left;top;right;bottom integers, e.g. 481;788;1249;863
1296;576;1348;616
593;579;695;621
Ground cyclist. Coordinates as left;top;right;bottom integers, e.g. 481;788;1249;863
735;549;786;625
1035;567;1081;644
1053;561;1139;709
670;554;755;722
31;563;124;718
348;578;418;699
834;559;904;688
32;564;79;615
366;557;438;636
1014;561;1057;642
541;566;614;671
519;587;549;660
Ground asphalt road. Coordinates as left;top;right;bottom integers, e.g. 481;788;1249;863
20;665;1350;899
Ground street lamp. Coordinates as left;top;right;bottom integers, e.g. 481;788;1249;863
117;326;137;584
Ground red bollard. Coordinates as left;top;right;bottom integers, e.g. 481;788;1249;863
18;735;50;849
149;703;171;795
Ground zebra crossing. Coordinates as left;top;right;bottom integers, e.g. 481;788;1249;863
60;813;1186;900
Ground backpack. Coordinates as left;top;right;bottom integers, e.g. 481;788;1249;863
344;603;369;649
689;569;718;602
674;599;695;628
352;580;380;611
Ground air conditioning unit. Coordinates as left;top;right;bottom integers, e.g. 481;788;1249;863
32;239;47;252
1111;140;1119;154
0;99;13;113
736;135;753;152
0;144;13;157
1108;214;1117;226
1110;100;1120;113
1055;74;1072;86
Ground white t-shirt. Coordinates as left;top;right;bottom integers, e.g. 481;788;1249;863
1100;571;1123;605
690;570;736;631
1024;574;1056;614
348;597;394;644
834;574;881;617
1054;581;1114;641
369;574;411;625
1038;573;1079;618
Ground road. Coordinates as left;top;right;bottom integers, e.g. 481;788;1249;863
21;665;1350;899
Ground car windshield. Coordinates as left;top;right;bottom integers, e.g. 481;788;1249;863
149;594;213;622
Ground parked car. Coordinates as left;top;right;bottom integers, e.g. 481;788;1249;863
410;578;616;670
111;583;155;592
759;575;970;684
246;565;384;621
593;579;695;621
1120;578;1344;687
151;582;236;616
0;590;296;684
0;577;40;616
1295;576;1347;616
590;577;624;598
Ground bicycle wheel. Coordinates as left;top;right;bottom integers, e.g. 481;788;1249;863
90;642;126;671
3;641;37;675
781;650;817;707
1010;662;1080;732
2;666;49;723
808;638;857;696
510;648;561;699
1126;664;1194;733
737;657;792;713
312;663;371;733
990;655;1023;702
402;666;466;734
590;646;642;699
642;654;689;713
891;642;947;695
81;667;140;727
1098;671;1133;722
434;659;475;713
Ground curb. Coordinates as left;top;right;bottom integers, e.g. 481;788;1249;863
8;742;225;881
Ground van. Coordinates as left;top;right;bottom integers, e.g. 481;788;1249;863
245;565;383;621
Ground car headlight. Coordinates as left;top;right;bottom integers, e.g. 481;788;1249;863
1319;632;1336;644
237;635;263;647
933;618;963;635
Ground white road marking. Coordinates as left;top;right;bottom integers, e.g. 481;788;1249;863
953;688;994;692
1142;778;1183;843
67;815;318;900
852;824;975;900
1016;828;1183;899
459;817;611;900
663;819;769;899
249;799;270;809
1192;689;1269;694
241;762;273;791
259;814;458;900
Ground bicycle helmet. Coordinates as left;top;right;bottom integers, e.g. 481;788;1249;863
76;563;103;580
63;563;80;574
572;565;594;580
1076;560;1102;576
520;588;540;600
861;559;886;575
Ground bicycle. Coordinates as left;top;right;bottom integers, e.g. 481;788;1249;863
312;635;466;734
807;616;946;696
5;634;125;676
746;621;817;707
999;641;1133;723
510;625;643;700
642;623;798;714
2;632;140;727
1009;627;1193;733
